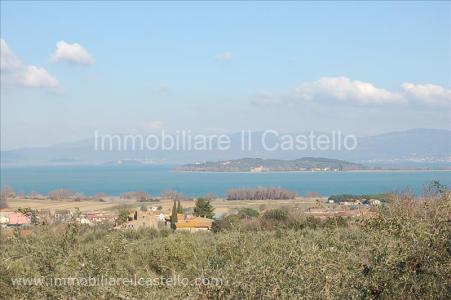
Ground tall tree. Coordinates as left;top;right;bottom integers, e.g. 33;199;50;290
48;188;74;201
116;209;130;226
193;198;215;219
171;200;178;230
0;186;13;209
177;200;183;213
162;190;183;201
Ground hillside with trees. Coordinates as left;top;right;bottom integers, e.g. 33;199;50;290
176;157;364;172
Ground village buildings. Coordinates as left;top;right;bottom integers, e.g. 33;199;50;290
0;211;31;227
175;216;213;232
116;209;167;229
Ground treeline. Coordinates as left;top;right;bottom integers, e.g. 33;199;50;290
120;191;153;201
121;190;194;202
0;186;99;202
226;187;297;200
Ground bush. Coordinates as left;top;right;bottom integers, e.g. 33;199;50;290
237;207;260;219
263;208;289;221
212;215;241;233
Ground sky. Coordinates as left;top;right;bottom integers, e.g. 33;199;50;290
1;1;450;150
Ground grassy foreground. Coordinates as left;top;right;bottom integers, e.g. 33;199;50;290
0;194;449;299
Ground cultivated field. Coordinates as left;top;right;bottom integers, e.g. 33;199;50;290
161;197;323;215
5;197;326;216
4;198;119;212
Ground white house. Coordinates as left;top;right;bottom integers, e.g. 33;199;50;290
0;212;11;225
157;213;166;221
369;199;382;206
77;217;92;225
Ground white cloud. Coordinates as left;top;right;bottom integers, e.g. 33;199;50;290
0;39;22;71
253;76;450;108
1;38;61;92
292;76;405;105
19;66;60;89
214;52;233;61
50;40;94;65
401;82;451;106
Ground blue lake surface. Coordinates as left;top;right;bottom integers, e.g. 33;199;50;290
1;165;450;197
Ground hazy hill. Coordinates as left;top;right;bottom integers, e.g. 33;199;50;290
1;128;450;167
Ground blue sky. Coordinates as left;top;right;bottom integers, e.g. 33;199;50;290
1;1;450;149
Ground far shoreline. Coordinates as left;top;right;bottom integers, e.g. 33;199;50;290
173;169;451;174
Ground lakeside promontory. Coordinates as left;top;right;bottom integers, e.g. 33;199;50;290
175;157;365;172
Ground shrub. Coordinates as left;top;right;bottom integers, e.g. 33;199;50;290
263;208;289;221
237;207;260;219
116;209;130;225
212;215;241;233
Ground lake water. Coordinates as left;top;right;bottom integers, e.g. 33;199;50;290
1;165;450;197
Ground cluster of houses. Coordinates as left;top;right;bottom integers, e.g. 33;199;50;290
0;211;32;227
76;211;117;225
0;209;118;228
116;208;166;229
249;166;341;173
1;206;214;232
116;207;213;232
328;198;382;206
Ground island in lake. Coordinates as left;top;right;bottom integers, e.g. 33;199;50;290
175;157;365;172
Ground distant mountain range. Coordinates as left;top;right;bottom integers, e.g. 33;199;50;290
1;128;450;168
176;157;364;172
